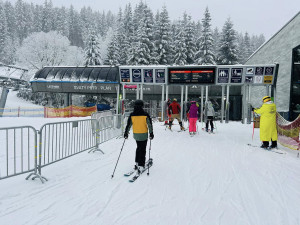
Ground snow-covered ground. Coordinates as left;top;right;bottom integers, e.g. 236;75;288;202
0;92;300;225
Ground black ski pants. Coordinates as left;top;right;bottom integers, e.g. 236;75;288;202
135;140;147;167
206;116;214;130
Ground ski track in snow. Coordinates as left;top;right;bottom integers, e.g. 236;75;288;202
0;118;300;225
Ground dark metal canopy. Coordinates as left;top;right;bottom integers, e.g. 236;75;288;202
32;66;119;82
31;66;120;94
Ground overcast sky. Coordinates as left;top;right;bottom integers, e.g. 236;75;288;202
13;0;300;39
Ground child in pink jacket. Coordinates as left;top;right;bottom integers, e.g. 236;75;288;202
188;101;199;135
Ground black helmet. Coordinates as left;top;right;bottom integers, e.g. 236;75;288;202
134;99;144;107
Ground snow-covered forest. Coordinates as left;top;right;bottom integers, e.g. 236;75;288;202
0;0;265;75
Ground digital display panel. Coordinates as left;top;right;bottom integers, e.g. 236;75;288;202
120;69;130;82
168;67;215;84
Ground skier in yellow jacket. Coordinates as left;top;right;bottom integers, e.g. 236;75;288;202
254;96;278;149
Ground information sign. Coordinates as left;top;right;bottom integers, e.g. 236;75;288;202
120;69;130;82
168;67;215;84
265;67;274;75
144;69;153;83
255;67;264;75
155;69;166;83
246;67;254;75
218;68;229;83
132;69;142;82
245;76;254;84
264;76;273;84
254;76;263;84
231;68;243;83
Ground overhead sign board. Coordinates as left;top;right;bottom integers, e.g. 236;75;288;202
119;66;167;85
168;67;215;84
216;65;276;86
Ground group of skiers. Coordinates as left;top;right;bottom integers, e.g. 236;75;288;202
124;95;278;177
166;98;215;134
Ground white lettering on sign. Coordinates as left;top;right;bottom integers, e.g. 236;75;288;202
47;85;60;89
73;85;112;91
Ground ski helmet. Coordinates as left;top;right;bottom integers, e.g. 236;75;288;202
262;96;271;103
134;99;144;107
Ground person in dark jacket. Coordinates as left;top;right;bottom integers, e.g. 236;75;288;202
124;100;154;175
168;98;185;130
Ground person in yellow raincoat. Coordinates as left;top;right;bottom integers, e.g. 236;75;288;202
254;96;278;149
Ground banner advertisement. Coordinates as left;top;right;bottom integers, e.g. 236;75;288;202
45;105;97;118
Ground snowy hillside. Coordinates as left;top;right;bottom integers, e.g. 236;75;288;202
0;115;300;225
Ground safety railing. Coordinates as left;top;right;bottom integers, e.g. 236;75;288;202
39;119;98;167
0;116;124;183
91;113;124;153
0;126;38;180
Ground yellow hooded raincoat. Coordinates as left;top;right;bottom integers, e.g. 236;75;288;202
254;102;278;141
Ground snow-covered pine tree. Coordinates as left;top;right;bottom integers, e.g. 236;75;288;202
243;32;252;62
55;6;69;37
183;14;196;64
173;20;187;65
0;3;8;62
195;7;215;65
237;32;245;63
217;17;238;65
212;27;220;60
68;5;84;47
85;31;102;66
155;6;172;65
105;35;120;65
42;0;53;32
122;3;134;64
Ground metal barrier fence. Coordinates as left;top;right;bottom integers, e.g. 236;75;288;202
0;116;124;183
39;119;97;167
0;126;38;180
91;113;124;153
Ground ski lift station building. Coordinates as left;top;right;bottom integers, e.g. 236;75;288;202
246;11;300;120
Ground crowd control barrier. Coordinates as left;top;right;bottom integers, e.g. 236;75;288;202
0;126;38;180
0;115;126;183
91;113;123;153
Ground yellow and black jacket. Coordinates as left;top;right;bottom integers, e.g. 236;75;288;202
125;109;153;141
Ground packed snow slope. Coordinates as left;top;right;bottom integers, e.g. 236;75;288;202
0;116;300;225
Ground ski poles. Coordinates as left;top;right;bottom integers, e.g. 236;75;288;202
147;139;151;176
111;139;126;179
252;111;255;141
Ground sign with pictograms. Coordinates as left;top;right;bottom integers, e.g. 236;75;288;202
144;69;153;83
245;76;254;84
255;67;264;75
155;69;165;83
265;67;274;75
246;67;254;75
218;68;229;83
231;68;243;83
120;69;130;82
264;76;273;84
132;69;142;82
254;76;263;84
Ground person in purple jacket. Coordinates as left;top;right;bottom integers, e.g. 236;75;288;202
187;101;199;135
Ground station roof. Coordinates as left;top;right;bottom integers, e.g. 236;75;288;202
31;66;119;83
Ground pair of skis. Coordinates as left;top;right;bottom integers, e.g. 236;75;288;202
202;128;215;134
124;158;153;182
247;144;286;154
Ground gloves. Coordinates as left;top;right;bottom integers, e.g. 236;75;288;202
149;132;154;140
124;133;128;139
